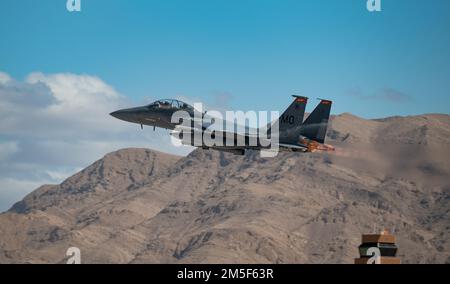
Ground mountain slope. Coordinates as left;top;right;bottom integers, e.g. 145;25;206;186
0;114;449;264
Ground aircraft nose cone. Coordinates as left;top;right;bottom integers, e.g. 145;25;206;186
110;109;131;121
110;110;123;119
110;106;150;124
110;106;146;123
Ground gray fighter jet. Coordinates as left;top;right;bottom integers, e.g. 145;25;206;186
110;96;334;155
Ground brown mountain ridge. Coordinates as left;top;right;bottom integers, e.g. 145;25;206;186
0;113;449;263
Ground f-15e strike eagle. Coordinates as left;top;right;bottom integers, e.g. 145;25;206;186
110;96;334;155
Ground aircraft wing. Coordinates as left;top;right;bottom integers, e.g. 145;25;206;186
172;124;263;146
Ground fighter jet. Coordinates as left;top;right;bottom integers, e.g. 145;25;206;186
110;96;334;155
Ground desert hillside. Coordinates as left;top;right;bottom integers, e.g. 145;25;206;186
0;113;449;264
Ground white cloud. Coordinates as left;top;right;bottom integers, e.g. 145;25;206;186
0;71;193;212
26;72;120;107
46;168;83;181
0;142;19;161
0;72;11;84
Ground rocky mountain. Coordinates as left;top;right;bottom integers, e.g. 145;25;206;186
0;113;449;264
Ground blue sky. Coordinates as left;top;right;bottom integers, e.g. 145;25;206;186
1;0;449;118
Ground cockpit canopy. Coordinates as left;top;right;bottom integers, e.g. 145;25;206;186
148;99;194;111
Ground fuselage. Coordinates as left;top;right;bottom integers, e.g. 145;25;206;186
110;97;335;155
110;99;195;130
